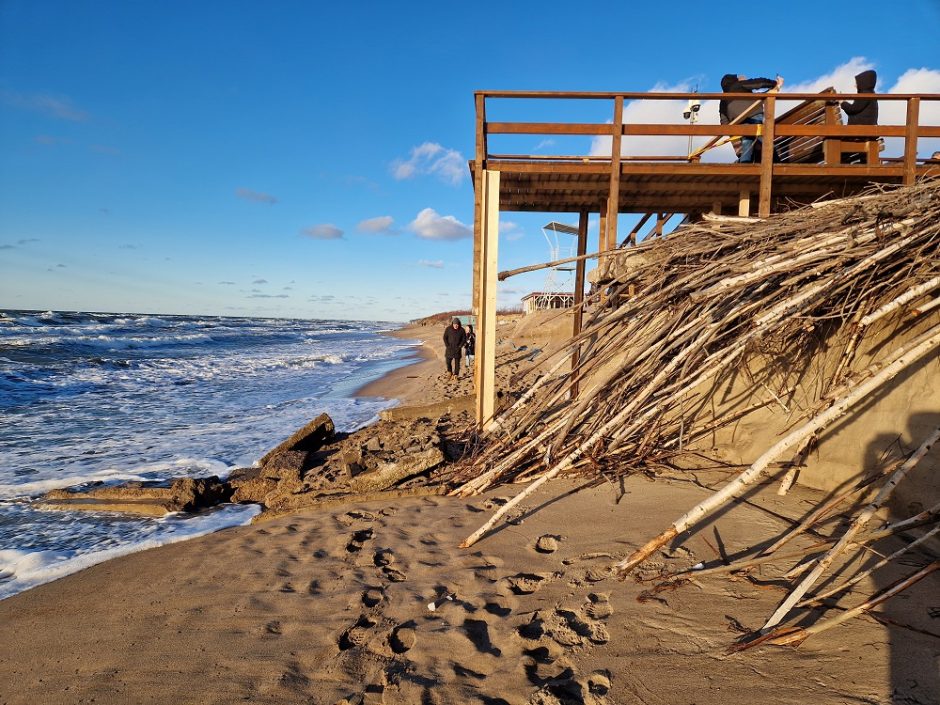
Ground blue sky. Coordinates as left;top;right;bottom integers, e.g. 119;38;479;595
1;1;938;321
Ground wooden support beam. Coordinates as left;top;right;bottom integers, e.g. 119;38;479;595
738;189;751;217
622;212;652;247
606;96;623;255
472;94;486;322
570;210;589;399
655;213;667;237
904;97;920;186
475;170;500;427
712;201;722;215
758;96;776;218
599;199;608;252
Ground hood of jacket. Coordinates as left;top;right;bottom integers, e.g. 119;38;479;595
855;70;877;92
721;74;739;91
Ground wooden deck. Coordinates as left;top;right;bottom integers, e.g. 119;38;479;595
470;89;940;424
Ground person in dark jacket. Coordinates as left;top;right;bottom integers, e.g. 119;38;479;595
840;70;879;164
720;73;784;163
464;324;476;371
443;317;466;378
841;70;878;126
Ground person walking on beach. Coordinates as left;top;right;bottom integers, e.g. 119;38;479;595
443;317;466;379
464;324;476;373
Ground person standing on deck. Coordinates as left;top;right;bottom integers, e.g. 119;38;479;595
464;324;476;373
840;70;879;163
841;70;878;126
443;317;466;379
720;73;784;163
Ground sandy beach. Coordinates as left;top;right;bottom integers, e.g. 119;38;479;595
2;316;938;705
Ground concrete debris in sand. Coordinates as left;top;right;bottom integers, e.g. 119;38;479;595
36;410;471;520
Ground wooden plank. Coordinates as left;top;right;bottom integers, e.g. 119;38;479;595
599;199;608;252
487;122;612;135
606;96;623;252
738;189;751;217
476;89;928;100
476;170;500;426
904;97;920;185
472;94;486;319
759;96;776;218
570;210;589;399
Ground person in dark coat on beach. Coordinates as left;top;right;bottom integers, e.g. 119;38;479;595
464;324;476;372
443;317;466;378
719;73;784;163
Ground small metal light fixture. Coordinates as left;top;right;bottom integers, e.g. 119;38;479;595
684;92;702;159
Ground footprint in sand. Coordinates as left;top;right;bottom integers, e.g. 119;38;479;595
345;528;373;553
307;579;321;596
584;593;613;621
534;535;562;554
265;620;282;635
503;572;549;595
389;622;417;654
382;566;407;583
373;549;395;566
337;510;376;527
361;587;384;607
588;669;612;697
338;615;376;650
484;601;512;617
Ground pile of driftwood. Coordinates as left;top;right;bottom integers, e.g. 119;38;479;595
454;179;940;645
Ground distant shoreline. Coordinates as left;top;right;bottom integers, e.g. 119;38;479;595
353;324;442;404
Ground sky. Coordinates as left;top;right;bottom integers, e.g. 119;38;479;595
1;1;938;321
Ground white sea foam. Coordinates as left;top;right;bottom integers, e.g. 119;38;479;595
0;312;408;600
0;504;261;601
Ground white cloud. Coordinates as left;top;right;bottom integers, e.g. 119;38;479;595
357;215;395;234
409;208;472;241
883;67;940;157
252;278;268;284
2;91;88;121
418;259;445;269
534;138;556;151
392;142;467;185
301;224;344;240
500;220;525;241
236;187;278;205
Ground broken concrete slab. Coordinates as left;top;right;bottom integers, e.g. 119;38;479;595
259;412;335;465
349;448;444;494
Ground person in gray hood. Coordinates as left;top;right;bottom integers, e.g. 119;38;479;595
841;70;878;126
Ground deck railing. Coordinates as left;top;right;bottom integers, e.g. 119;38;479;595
474;90;940;220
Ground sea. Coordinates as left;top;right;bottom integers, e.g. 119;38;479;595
0;309;418;600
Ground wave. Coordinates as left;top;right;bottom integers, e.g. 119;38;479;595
0;504;261;601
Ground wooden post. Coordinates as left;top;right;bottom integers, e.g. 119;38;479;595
570;210;589;399
655;213;667;237
738;189;751;217
823;99;840;165
626;212;653;247
758;95;776;218
471;94;486;321
712;201;722;216
599;198;608;251
475;169;500;426
606;96;623;252
903;97;920;186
